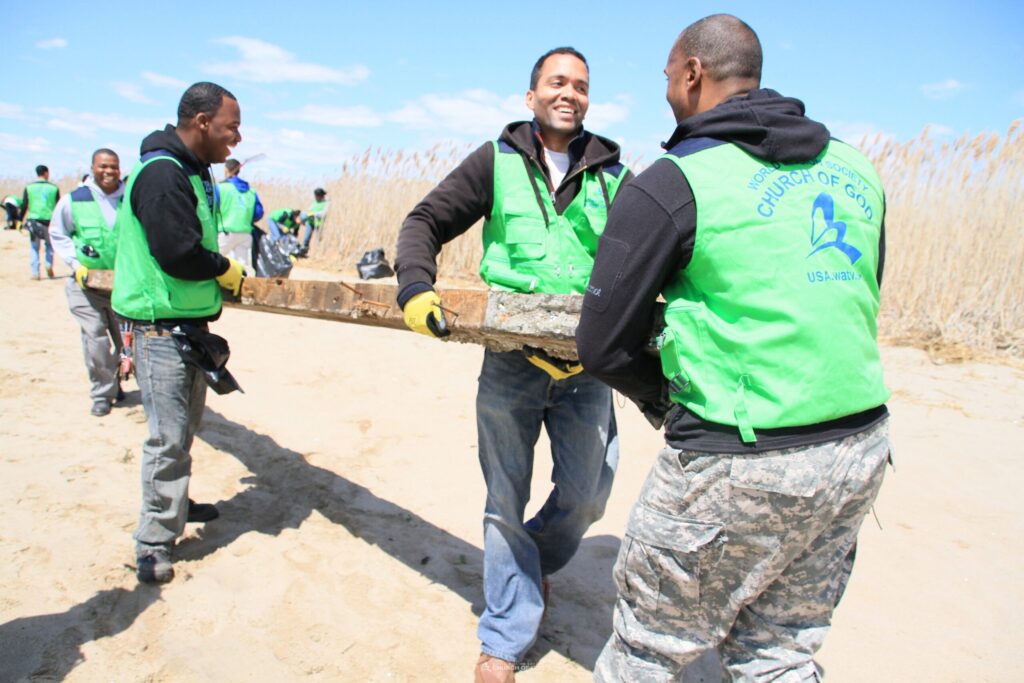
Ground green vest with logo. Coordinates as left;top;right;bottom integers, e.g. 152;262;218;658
270;208;297;228
480;141;627;294
658;138;889;442
218;181;256;233
25;181;59;220
69;186;118;269
113;154;222;321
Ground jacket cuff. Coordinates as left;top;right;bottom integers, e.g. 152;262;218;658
396;281;435;309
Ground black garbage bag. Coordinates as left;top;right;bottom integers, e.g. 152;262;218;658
253;226;294;278
356;247;395;280
170;324;243;395
278;233;301;257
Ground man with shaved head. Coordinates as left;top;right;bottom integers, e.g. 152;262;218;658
579;14;891;681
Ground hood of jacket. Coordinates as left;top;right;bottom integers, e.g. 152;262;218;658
139;124;208;174
664;89;830;164
500;119;622;170
224;175;252;193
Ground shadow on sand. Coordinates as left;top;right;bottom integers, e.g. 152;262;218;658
178;408;624;669
0;585;162;681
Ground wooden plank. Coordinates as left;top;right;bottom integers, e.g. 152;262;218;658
84;271;583;358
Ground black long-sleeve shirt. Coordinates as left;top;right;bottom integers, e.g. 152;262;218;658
132;125;229;282
577;90;888;453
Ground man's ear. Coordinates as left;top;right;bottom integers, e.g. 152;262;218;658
195;112;210;131
525;90;536;114
686;56;703;90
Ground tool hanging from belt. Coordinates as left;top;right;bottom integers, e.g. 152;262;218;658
119;320;134;380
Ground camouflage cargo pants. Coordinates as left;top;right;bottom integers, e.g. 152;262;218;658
594;419;890;682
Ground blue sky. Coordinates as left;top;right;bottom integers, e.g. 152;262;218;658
3;0;1022;181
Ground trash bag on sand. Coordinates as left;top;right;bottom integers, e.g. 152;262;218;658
356;247;395;280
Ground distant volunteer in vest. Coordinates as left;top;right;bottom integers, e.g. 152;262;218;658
217;157;263;270
113;81;246;585
577;14;892;682
267;207;302;240
49;148;126;417
21;164;60;279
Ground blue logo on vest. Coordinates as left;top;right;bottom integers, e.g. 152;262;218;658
808;192;861;264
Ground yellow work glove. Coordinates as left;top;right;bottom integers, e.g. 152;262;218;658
524;347;584;380
403;291;450;338
215;258;245;296
74;265;89;288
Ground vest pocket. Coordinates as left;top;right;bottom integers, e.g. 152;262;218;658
503;216;546;262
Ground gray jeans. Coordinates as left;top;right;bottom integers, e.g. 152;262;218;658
65;278;121;401
595;419;891;682
132;326;207;553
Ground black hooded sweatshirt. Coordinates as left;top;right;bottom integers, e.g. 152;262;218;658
576;89;888;453
394;120;631;307
127;125;230;323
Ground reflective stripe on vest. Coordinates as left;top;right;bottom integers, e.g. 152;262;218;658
659;138;889;441
69;186;117;269
25;181;59;220
479;140;626;294
112;153;221;321
218;181;256;233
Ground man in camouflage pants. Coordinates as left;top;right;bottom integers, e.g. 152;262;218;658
577;14;892;681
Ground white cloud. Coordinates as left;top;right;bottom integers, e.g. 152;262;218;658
205;37;369;85
39;107;162;138
921;79;964;100
384;89;630;138
112;82;157;105
36;38;68;49
0;102;28;120
386;90;527;136
585;95;631;133
825;120;896;148
267;104;381;127
922;123;955;138
142;71;189;89
227;125;359;177
0;132;52;153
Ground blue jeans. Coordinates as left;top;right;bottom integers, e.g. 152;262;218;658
132;327;207;554
29;231;53;276
476;349;619;662
267;218;283;240
302;223;317;249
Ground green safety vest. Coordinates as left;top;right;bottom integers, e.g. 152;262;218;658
69;186;118;269
479;141;627;294
113;154;222;321
4;195;22;208
658;138;889;442
218;181;256;233
270;208;297;228
307;200;328;228
25;181;59;220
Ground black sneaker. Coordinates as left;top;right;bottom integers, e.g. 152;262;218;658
91;399;112;417
137;548;174;584
187;499;219;523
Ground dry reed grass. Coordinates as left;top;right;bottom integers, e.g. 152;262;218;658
861;120;1024;359
2;121;1020;360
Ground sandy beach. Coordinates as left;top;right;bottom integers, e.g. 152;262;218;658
1;228;1021;682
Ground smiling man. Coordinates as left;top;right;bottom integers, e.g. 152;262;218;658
113;82;246;584
49;149;126;417
395;48;631;682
